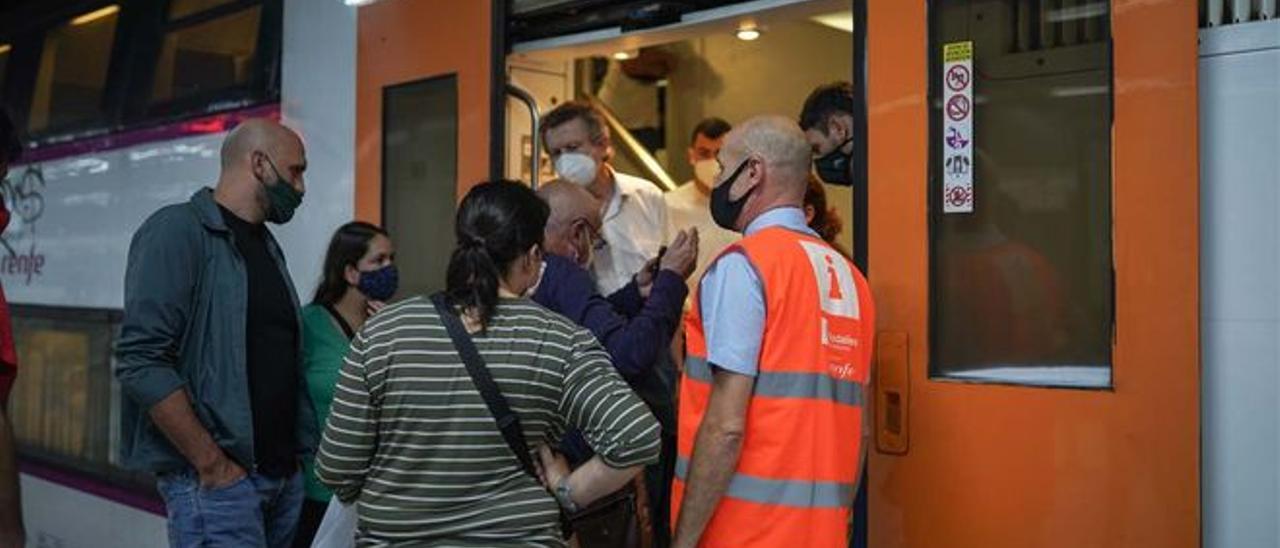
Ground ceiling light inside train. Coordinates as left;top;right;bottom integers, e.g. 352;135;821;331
71;5;119;26
613;50;638;61
344;0;381;5
736;26;761;41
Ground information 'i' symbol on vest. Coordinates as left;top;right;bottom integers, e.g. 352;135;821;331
825;255;844;301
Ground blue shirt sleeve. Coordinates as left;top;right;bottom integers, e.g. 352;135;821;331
533;254;686;380
699;251;764;377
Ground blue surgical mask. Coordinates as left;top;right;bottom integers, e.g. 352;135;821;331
357;264;398;301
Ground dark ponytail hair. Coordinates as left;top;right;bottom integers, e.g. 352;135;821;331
313;221;388;306
446;180;549;328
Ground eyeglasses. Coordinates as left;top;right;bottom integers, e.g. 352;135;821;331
576;217;608;251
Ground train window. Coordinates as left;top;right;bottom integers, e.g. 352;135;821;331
928;0;1113;388
382;75;458;298
26;5;121;133
168;0;238;20
6;307;123;475
151;6;263;106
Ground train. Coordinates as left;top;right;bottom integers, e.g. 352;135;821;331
0;0;1274;546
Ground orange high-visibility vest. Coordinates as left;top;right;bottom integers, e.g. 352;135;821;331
672;226;875;547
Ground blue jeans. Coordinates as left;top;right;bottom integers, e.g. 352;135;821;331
156;467;304;548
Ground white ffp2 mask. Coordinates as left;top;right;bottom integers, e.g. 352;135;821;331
693;159;721;187
555;152;598;187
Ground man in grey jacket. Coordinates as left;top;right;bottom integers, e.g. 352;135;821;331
116;119;317;548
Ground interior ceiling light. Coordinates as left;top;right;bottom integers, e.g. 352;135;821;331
344;0;381;5
0;44;10;55
613;50;638;61
811;11;854;33
71;5;119;26
736;25;761;41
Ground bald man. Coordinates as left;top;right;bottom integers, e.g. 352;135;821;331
671;116;875;547
116;119;316;547
534;181;696;546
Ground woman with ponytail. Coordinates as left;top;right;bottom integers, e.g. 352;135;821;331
314;181;659;546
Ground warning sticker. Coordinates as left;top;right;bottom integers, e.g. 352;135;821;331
941;41;974;214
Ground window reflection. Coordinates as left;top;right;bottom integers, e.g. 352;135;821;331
168;0;237;20
151;7;262;106
27;7;119;132
931;0;1112;387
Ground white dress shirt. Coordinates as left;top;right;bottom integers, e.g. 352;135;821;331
592;170;669;295
665;180;741;288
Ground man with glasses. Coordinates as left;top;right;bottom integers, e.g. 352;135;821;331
534;180;696;545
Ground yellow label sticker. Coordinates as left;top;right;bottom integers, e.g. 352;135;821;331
943;41;973;63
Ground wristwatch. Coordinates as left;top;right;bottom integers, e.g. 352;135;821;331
553;477;580;513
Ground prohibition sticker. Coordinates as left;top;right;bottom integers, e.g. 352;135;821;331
945;95;971;121
945;64;971;92
941;40;974;214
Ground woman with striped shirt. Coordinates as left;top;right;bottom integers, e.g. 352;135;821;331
315;180;660;547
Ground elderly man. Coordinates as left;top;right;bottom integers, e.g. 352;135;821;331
116;119;316;547
541;101;670;296
534;180;695;547
671;116;876;548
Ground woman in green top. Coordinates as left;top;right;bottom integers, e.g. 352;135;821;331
293;221;396;548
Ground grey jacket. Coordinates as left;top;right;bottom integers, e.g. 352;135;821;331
114;188;318;474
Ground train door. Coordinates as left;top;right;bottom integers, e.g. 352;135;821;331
352;0;504;297
864;1;1199;546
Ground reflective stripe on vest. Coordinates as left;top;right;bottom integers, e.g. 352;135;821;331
684;356;864;408
674;457;856;509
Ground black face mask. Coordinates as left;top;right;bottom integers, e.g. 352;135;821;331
710;159;754;231
814;137;853;186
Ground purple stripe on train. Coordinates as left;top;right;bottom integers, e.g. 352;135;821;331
20;104;282;164
19;459;166;516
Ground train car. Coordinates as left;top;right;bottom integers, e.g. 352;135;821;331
0;0;1275;546
0;0;354;545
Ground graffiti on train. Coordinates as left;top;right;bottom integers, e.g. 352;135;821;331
0;165;47;285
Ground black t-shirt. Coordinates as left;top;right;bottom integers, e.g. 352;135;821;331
220;206;299;478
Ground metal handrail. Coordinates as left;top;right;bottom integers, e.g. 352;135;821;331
583;93;677;192
506;83;543;189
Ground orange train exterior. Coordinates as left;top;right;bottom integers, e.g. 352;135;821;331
672;226;875;547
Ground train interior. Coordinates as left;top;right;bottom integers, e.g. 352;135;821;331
503;0;857;255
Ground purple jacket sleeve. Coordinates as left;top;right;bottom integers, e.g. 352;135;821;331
534;255;688;380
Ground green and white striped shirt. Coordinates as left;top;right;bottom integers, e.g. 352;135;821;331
315;297;661;547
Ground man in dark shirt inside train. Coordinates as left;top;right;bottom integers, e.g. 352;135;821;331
115;119;317;548
533;180;697;547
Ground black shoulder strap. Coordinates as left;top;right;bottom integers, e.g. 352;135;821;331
322;304;356;340
429;293;539;481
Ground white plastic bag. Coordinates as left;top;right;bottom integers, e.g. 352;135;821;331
310;497;358;548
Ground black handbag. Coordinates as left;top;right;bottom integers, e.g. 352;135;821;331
430;293;649;548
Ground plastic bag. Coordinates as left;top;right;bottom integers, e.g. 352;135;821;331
310;497;357;548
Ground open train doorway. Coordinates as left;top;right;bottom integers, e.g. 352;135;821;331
503;0;859;262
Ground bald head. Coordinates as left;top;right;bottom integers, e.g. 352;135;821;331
221;118;302;170
713;115;811;230
723;115;811;195
538;180;600;227
215;118;308;224
538;180;604;266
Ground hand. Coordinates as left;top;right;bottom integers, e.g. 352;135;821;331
197;453;247;490
635;257;659;298
367;300;387;317
660;228;699;280
536;445;570;490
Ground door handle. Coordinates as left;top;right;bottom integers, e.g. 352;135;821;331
875;331;909;455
